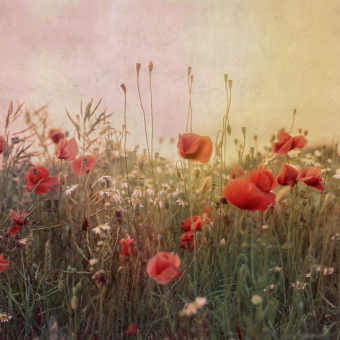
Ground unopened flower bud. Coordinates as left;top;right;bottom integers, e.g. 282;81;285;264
227;124;231;136
138;155;145;170
73;282;83;295
164;198;169;210
136;63;141;75
241;127;246;137
59;172;66;185
250;147;255;158
203;224;211;242
120;84;127;93
58;280;64;292
220;238;226;248
238;215;247;234
71;295;78;309
148;61;153;72
187;67;192;77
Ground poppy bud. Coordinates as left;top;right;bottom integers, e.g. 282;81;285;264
157;233;165;242
203;224;210;242
73;282;83;295
148;61;153;72
238;215;247;234
136;63;141;75
59;172;66;185
250;147;255;158
227;124;231;136
220;238;226;248
97;241;103;246
71;296;78;309
164;198;169;210
138;155;145;170
120;84;127;93
58;280;64;292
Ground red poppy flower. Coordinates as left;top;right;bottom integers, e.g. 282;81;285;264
272;131;305;155
177;133;213;163
124;323;140;336
119;238;136;259
49;129;65;144
0;253;9;273
230;166;246;179
277;163;299;188
223;169;277;212
71;156;97;176
296;167;324;192
146;251;182;284
55;138;78;161
24;166;60;195
180;215;214;232
9;209;29;225
180;230;202;252
0;136;6;154
7;225;21;238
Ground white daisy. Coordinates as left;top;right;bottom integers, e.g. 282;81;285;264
98;176;113;183
65;184;79;195
176;198;188;206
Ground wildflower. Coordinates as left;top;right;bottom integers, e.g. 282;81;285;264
275;266;282;272
306;273;311;278
65;184;79;195
301;153;316;165
181;215;214;232
146;188;155;196
223;169;277;211
98;176;113;183
0;313;12;323
264;284;275;292
323;267;334;275
18;238;27;245
176;198;188;206
171;188;180;197
153;197;163;208
119;238;136;259
124;323;140;336
121;182;129;189
333;169;340;179
146;251;182;284
91;270;108;288
277;163;299;188
177;133;213;163
314;150;322;157
297;167;324;192
92;223;111;235
272;131;305;155
180;230;201;252
6;225;21;238
230;166;245;179
9;209;29;225
0;136;6;154
0;254;9;273
132;189;142;198
55;138;78;161
182;297;208;316
320;167;331;173
25;166;59;195
331;233;339;240
251;295;263;305
71;156;97;176
291;281;307;290
162;183;171;191
288;149;301;158
89;259;98;266
49;129;65;144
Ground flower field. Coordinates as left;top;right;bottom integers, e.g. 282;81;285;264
0;67;339;339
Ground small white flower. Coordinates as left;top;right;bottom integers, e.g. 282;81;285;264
314;150;322;157
92;223;111;234
320;167;331;173
162;183;171;191
89;258;98;266
132;189;142;198
333;169;340;179
176;198;188;206
306;273;311;278
146;188;155;196
18;238;27;245
152;197;163;208
65;184;79;195
288;149;301;158
171;188;180;197
291;281;307;290
0;313;12;323
98;176;113;183
275;266;282;272
301;153;315;165
121;182;129;189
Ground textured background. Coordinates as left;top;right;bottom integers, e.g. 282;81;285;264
1;0;340;161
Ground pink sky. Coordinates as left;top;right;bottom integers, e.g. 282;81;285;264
1;0;340;160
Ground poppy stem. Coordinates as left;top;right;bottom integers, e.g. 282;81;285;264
188;159;197;296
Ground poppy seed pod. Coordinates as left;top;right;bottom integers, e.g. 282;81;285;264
73;282;83;295
120;84;127;93
310;265;318;282
195;230;202;242
148;61;153;72
228;79;232;88
136;63;141;74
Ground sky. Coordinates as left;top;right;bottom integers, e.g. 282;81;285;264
1;0;340;161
